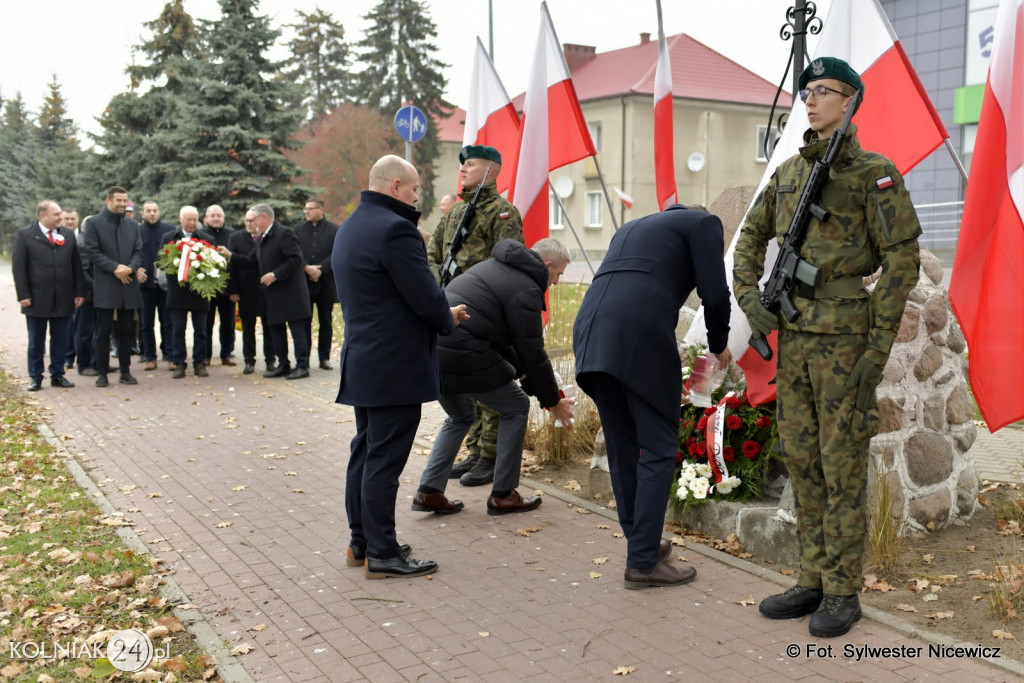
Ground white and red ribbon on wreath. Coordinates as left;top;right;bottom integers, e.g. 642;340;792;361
703;392;735;488
177;240;194;283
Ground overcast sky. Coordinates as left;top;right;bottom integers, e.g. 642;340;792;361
0;0;832;142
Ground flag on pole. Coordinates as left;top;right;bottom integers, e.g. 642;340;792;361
948;0;1024;432
464;37;522;195
509;2;596;247
685;0;949;405
613;187;634;209
654;0;677;211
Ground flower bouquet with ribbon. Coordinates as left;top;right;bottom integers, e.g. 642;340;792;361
672;344;780;512
155;236;229;301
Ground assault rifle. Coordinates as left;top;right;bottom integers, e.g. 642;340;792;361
440;166;492;287
749;88;862;361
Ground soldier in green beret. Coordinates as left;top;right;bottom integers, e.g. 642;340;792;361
733;56;921;637
427;144;525;487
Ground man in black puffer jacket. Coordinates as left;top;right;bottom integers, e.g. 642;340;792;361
413;238;576;516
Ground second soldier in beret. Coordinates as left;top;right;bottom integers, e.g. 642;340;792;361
427;144;525;488
733;56;921;638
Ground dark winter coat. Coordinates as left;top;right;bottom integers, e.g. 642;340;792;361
12;223;84;318
439;239;560;407
231;222;311;325
293;218;339;303
139;219;175;290
227;229;266;319
83;207;142;310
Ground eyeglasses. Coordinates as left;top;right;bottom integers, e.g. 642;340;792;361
243;219;255;224
799;85;849;102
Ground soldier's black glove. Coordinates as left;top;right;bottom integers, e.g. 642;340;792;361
738;290;778;339
845;355;885;411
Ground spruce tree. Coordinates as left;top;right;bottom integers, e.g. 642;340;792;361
282;7;352;125
93;0;202;201
165;0;311;225
0;93;39;253
352;0;449;215
35;75;94;213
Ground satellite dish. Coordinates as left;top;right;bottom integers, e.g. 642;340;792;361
687;152;705;172
553;176;574;198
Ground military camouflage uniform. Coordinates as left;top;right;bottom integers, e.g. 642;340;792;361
733;125;921;596
428;183;525;461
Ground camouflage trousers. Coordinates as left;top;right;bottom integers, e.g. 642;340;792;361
464;402;500;460
776;328;880;596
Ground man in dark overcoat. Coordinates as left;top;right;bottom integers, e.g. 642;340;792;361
332;154;467;579
13;200;85;391
573;205;732;589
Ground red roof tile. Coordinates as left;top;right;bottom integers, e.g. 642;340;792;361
437;105;466;143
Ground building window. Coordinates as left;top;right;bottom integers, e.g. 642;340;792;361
585;191;603;228
587;121;602;153
550;193;564;230
756;124;782;163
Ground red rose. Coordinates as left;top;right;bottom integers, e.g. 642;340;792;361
687;440;700;457
676;451;684;464
742;441;761;459
696;416;708;431
703;407;716;417
725;396;741;408
696;443;707;458
176;243;185;251
723;447;735;462
726;415;743;431
756;415;772;429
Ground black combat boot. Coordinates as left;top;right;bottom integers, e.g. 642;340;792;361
759;585;823;619
449;453;479;479
808;594;861;637
459;456;495;486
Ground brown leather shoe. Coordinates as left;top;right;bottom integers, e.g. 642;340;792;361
221;357;236;366
623;559;697;590
143;360;158;371
411;491;465;514
658;539;672;560
486;489;542;516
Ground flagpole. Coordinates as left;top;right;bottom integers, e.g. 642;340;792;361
549;180;596;275
943;139;969;184
590;155;621;231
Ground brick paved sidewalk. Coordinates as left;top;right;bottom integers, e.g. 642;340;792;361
0;263;1019;682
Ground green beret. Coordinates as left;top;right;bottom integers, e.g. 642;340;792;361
459;145;502;164
799;57;864;97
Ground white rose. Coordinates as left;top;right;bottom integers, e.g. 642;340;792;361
691;483;709;500
676;487;690;501
190;252;199;260
197;273;205;280
689;477;710;497
209;268;219;277
716;476;742;494
173;258;180;265
695;464;713;479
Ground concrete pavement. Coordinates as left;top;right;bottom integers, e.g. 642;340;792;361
0;260;1020;682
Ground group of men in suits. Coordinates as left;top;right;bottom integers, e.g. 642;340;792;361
14;185;341;388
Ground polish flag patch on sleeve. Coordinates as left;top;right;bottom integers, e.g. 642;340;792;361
876;176;894;190
499;211;510;219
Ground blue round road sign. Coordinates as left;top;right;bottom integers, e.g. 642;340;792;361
394;105;427;143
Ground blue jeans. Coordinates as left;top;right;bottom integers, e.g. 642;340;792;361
26;315;72;381
419;381;530;493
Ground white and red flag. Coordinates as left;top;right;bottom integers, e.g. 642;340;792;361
686;0;949;405
949;0;1024;432
654;0;677;211
509;1;596;247
464;37;522;195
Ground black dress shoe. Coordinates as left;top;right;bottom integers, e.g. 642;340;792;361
264;364;291;378
79;367;98;377
119;374;138;385
194;363;209;377
27;379;42;392
449;454;479;479
243;363;255;374
412;491;465;514
623;559;697;589
759;585;824;619
319;360;333;370
265;361;278;373
365;555;437;579
486;489;542;515
51;376;75;388
460;457;495;487
95;375;109;388
285;367;310;380
809;594;861;637
346;543;411;568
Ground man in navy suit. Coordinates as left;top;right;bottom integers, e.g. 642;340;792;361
13;201;85;391
332;155;468;580
573;205;732;589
